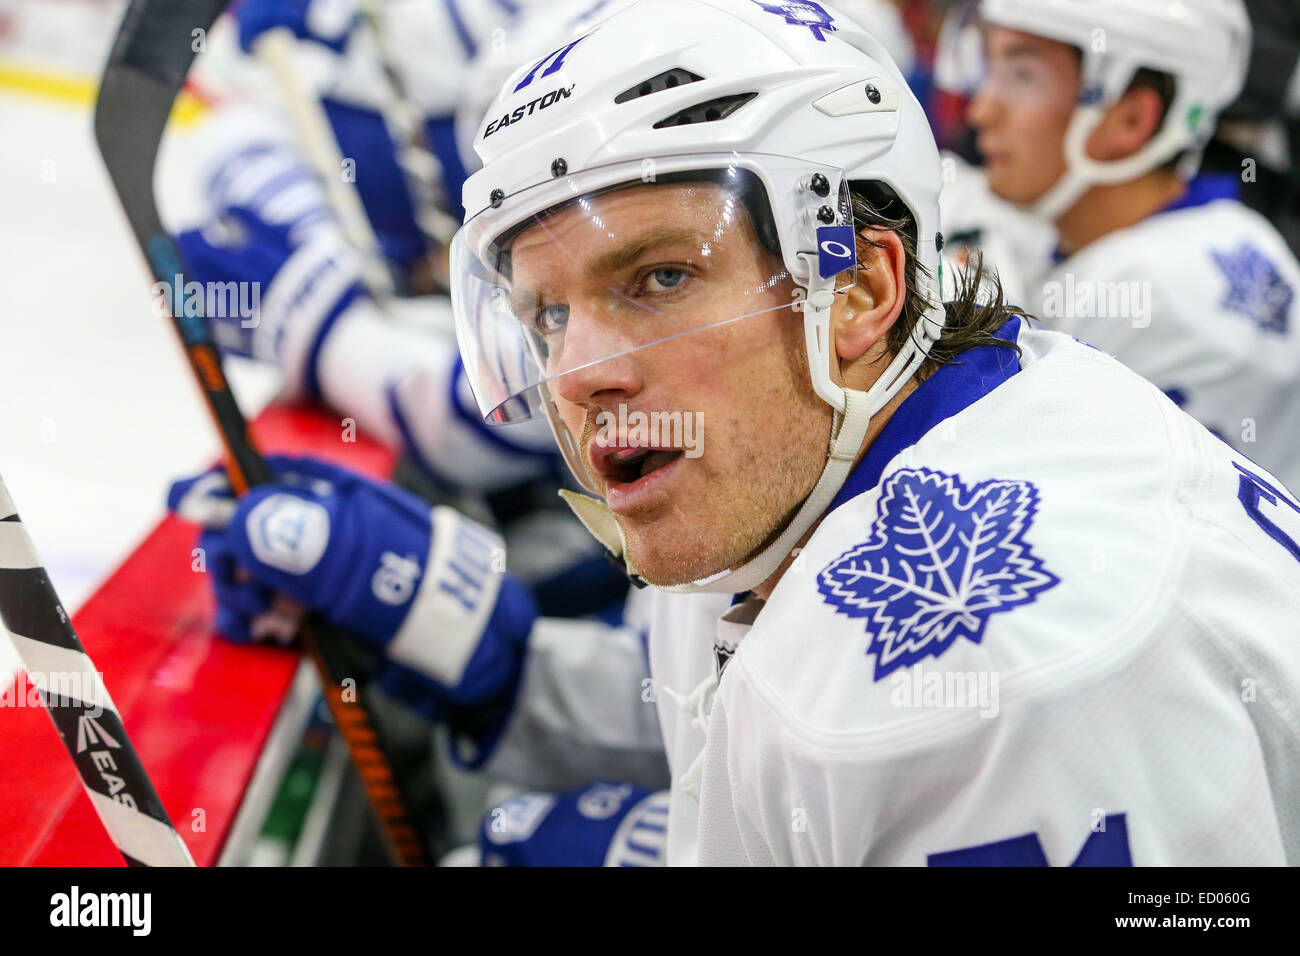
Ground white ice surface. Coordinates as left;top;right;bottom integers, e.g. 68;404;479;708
0;89;281;684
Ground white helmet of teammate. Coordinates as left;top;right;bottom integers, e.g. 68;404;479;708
450;0;944;593
979;0;1253;219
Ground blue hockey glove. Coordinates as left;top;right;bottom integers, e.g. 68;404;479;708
235;0;358;54
479;783;670;867
168;455;537;710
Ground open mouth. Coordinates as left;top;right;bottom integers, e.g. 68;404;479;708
601;446;685;486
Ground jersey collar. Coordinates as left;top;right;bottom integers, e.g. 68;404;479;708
1050;173;1242;264
1156;172;1240;216
827;315;1024;514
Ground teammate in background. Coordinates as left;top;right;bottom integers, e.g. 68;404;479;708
929;0;1057;306
172;0;1300;865
174;0;642;627
171;0;660;864
1202;0;1300;258
967;0;1300;487
178;0;559;487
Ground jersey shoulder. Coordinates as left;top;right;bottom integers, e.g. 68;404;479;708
731;328;1300;744
1054;199;1300;343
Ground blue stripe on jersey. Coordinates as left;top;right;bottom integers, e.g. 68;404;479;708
206;142;276;199
384;380;458;493
441;0;476;59
827;315;1024;514
303;284;367;401
423;116;471;220
1049;173;1242;263
446;356;561;461
1157;172;1241;216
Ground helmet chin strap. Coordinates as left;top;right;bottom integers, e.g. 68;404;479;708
559;260;943;596
1026;103;1199;222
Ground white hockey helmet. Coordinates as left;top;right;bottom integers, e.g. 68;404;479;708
454;0;639;176
450;0;945;593
978;0;1253;218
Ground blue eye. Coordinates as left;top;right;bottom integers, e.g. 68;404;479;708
530;303;569;335
645;267;687;292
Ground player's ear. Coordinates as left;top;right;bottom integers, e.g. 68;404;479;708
1087;85;1165;162
831;228;906;367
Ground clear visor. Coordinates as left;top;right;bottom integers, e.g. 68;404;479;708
451;155;857;426
967;20;1085;107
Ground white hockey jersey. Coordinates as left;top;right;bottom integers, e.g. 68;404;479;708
484;318;1300;865
682;319;1300;864
937;152;1057;307
1031;175;1300;490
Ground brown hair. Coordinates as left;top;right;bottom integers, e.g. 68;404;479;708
849;182;1022;382
727;169;1024;381
1067;46;1182;174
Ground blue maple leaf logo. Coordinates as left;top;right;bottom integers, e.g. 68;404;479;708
1209;242;1294;335
818;468;1059;681
750;1;838;41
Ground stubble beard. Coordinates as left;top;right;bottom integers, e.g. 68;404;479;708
611;347;830;589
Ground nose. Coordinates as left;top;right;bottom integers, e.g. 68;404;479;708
549;303;643;411
966;76;1000;132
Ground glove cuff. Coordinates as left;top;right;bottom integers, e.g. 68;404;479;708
268;234;369;399
383;506;511;685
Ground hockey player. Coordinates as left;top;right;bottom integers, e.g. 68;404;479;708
175;0;561;490
967;0;1300;487
929;0;1057;306
173;0;1300;865
172;0;652;628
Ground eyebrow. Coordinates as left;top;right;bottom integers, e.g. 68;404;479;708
997;43;1049;61
507;224;709;318
583;227;705;279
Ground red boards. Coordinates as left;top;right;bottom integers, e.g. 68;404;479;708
0;405;396;866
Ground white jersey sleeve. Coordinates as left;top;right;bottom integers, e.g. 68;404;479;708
471;586;671;792
316;296;559;493
672;324;1300;865
1032;190;1300;489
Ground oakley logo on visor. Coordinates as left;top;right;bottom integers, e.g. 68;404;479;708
818;225;856;279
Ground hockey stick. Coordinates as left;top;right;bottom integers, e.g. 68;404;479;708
354;0;462;249
94;0;430;866
0;476;195;867
254;26;396;300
